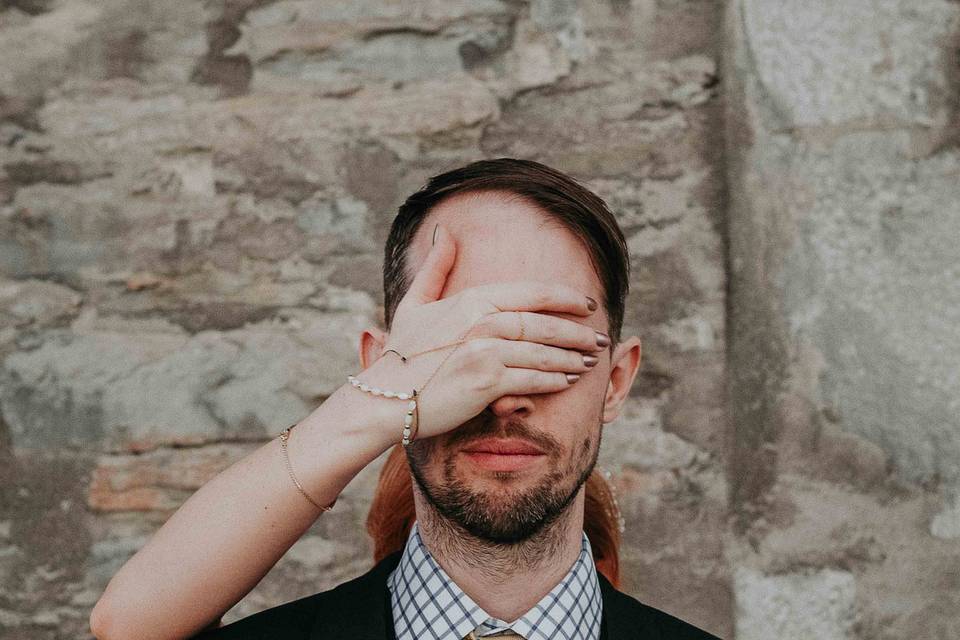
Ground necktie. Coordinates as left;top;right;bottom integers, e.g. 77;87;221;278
464;632;525;639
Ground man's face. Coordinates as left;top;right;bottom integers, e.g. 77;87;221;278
399;191;612;544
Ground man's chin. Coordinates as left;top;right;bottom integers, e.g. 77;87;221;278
408;445;586;544
455;505;554;544
427;479;570;543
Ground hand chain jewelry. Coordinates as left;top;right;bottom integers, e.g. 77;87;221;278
347;311;526;446
348;319;483;446
276;329;475;511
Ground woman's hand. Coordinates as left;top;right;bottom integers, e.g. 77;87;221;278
358;223;608;441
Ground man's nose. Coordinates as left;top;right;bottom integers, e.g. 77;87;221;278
487;394;535;417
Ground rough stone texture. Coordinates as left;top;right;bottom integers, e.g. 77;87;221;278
734;566;857;640
0;310;369;451
4;0;958;638
725;0;960;638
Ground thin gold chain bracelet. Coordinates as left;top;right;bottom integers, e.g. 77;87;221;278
279;422;336;512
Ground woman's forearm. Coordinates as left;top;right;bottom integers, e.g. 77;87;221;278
90;371;401;640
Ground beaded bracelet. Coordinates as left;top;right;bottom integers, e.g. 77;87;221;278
346;375;419;445
347;326;476;447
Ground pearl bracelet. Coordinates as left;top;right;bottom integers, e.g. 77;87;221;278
347;375;419;446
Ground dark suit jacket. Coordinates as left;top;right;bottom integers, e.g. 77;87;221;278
193;550;721;639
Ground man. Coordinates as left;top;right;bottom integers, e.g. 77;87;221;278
91;159;720;640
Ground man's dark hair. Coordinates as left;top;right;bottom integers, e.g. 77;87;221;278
382;158;630;347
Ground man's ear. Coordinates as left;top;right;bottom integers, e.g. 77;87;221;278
359;327;389;370
601;335;642;424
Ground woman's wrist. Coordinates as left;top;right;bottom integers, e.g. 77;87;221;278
289;361;411;501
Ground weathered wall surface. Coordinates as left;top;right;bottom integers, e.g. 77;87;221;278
724;0;960;638
0;1;729;638
4;0;959;638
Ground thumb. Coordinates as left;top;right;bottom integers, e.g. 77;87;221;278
406;223;456;305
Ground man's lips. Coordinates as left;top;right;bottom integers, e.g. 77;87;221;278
460;438;546;455
460;438;547;472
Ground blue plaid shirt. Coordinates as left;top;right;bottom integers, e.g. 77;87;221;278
387;521;602;640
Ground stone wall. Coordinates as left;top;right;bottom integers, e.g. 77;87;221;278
724;1;960;638
0;1;957;639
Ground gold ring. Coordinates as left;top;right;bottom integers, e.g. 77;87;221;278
517;311;525;340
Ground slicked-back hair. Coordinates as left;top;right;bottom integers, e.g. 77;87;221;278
382;158;631;347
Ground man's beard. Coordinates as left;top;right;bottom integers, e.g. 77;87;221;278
405;411;601;545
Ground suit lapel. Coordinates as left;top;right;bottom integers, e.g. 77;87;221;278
307;551;401;640
598;571;656;640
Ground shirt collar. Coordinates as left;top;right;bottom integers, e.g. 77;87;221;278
387;521;602;640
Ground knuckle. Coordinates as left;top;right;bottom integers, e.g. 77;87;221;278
541;322;559;343
474;362;501;393
461;338;488;362
471;339;502;372
538;348;552;370
531;285;551;307
473;314;495;336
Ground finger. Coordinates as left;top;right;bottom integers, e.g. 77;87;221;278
498;367;581;396
477;311;607;352
492;339;596;373
405;223;457;305
471;280;597;317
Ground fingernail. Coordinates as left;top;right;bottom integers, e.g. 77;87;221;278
432;223;439;246
566;373;581;384
583;354;598;367
586;296;597;311
595;332;610;347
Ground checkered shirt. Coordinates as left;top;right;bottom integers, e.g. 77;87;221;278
387;521;602;640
